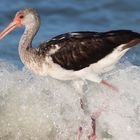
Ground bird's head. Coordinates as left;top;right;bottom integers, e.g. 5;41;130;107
0;8;40;39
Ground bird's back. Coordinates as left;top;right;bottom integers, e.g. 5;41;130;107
38;30;140;71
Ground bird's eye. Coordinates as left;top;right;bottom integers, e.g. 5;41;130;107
19;15;24;19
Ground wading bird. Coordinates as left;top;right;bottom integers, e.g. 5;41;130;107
0;8;140;91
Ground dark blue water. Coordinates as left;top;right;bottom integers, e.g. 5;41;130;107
0;0;140;67
0;1;140;140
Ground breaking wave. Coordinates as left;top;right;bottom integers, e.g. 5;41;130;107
0;59;140;140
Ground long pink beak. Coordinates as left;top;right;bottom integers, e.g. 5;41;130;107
0;19;22;39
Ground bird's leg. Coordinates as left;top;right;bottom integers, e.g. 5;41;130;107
72;80;87;94
101;80;119;92
77;126;82;140
77;110;101;140
80;98;84;110
72;80;88;110
88;100;109;140
88;117;96;140
73;80;90;140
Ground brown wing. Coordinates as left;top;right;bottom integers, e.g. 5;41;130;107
38;30;140;70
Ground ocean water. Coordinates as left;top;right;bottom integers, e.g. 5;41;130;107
0;0;140;140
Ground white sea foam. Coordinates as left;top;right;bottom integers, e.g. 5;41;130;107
0;59;140;140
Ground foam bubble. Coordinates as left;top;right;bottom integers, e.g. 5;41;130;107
0;60;140;140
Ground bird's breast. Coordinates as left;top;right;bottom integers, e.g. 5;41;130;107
40;56;78;80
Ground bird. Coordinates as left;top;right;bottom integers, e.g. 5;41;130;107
0;8;140;91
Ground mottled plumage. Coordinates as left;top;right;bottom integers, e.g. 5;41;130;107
0;8;140;91
38;30;140;70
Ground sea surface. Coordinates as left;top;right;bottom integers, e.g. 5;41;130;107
0;0;140;140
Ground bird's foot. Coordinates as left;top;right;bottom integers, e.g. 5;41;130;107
101;80;119;92
77;126;82;140
88;106;106;140
88;116;96;140
88;134;96;140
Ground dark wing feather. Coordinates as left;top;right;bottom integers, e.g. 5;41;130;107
38;30;140;70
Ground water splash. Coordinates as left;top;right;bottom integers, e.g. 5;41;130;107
0;60;140;140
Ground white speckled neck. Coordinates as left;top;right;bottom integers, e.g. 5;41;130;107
18;19;40;66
